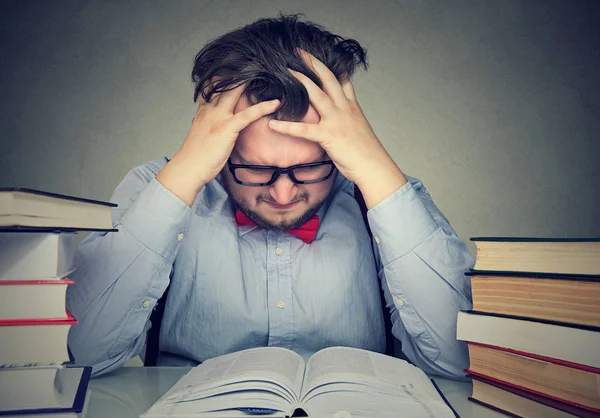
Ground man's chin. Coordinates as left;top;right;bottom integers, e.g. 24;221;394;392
253;207;309;230
239;198;325;230
228;189;326;231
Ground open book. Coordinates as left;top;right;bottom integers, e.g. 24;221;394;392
141;346;457;418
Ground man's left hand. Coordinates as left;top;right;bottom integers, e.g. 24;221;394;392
268;50;407;209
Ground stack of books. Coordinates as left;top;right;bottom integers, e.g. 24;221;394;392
0;188;116;417
457;237;600;418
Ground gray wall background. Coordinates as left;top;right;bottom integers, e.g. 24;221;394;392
1;0;599;254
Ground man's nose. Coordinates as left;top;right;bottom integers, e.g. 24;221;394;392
269;174;298;205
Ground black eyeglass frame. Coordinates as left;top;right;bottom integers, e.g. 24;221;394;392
227;158;336;187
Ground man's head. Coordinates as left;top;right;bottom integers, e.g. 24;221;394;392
191;14;367;229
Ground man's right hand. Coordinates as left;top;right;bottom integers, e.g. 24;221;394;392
156;84;280;206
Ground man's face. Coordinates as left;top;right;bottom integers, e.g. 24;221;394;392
222;95;336;230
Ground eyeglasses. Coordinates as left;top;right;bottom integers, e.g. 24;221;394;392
227;158;336;187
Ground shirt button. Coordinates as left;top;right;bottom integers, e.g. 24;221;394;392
177;233;184;242
374;236;381;244
396;298;405;307
275;247;283;255
142;300;151;308
277;301;285;309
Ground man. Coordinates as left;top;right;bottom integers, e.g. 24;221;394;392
67;14;474;378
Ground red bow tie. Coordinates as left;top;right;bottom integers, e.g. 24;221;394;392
235;210;320;244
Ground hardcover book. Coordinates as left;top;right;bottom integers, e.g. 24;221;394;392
468;374;599;418
0;312;77;366
0;187;116;231
456;310;599;369
0;278;73;320
470;237;600;276
467;271;600;327
465;342;600;413
0;232;77;282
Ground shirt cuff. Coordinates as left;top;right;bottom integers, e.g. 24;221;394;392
119;177;192;262
366;181;438;266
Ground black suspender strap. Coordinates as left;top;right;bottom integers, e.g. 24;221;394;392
353;185;396;356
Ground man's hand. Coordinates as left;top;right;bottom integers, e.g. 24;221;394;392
268;50;407;209
157;84;280;206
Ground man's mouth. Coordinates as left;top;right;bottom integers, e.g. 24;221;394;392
263;200;302;210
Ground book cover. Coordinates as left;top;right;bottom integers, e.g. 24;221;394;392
471;237;600;242
0;188;116;208
431;379;461;418
0;226;117;233
467;270;600;280
0;311;77;327
0;366;91;416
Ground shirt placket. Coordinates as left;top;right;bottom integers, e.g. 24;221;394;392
266;230;294;348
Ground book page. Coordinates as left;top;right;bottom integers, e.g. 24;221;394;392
301;346;379;396
166;380;294;405
305;390;455;418
143;389;289;417
160;347;304;405
300;347;454;417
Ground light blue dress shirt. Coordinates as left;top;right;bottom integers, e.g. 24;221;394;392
66;157;474;379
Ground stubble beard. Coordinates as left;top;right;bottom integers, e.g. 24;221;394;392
229;190;327;230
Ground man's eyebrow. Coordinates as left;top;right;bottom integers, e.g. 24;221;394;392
235;153;265;166
231;151;249;164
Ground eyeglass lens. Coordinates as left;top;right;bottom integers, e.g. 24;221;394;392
235;164;331;184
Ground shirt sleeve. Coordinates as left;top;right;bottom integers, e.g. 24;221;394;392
66;157;192;376
366;176;474;379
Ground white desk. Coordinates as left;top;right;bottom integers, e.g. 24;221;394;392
86;367;505;417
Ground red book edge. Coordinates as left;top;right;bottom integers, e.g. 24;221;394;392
468;373;600;418
0;310;77;326
464;369;600;413
0;278;75;285
466;340;600;373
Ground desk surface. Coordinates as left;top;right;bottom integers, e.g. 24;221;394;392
86;367;505;417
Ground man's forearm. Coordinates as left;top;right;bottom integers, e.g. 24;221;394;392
156;156;206;207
